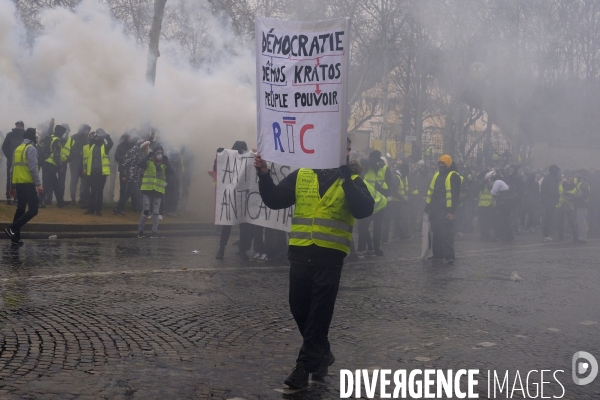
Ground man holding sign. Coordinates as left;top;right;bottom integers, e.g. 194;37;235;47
253;138;374;389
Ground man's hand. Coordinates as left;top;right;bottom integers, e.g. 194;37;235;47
253;153;268;175
36;185;44;195
9;188;16;198
446;213;454;220
338;165;352;181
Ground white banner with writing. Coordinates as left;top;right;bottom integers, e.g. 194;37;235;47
214;149;294;232
256;16;350;169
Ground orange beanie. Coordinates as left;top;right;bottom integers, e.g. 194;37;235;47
438;155;453;168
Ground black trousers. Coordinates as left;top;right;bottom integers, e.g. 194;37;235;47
289;263;342;372
40;163;65;205
5;162;11;200
218;223;253;251
88;174;107;213
80;176;91;207
69;159;81;202
495;202;514;241
356;216;373;251
10;183;39;236
430;208;455;260
542;204;555;238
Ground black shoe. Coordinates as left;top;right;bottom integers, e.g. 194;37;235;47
4;227;16;241
215;247;225;259
84;210;94;215
150;231;158;238
57;201;70;208
137;231;145;238
284;363;309;390
236;251;249;261
312;351;335;380
10;240;24;246
113;209;125;217
374;249;384;256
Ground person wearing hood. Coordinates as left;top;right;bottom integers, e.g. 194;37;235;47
39;124;69;208
215;141;253;260
68;124;90;205
113;138;145;216
137;144;172;238
253;137;374;390
114;132;135;211
82;129;114;215
4;128;43;244
540;164;560;241
424;155;462;263
2;121;25;205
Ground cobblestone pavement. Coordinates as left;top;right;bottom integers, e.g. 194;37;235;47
0;231;599;399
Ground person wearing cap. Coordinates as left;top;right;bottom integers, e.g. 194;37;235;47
82;129;114;215
2;121;25;205
39;124;69;208
424;155;462;263
137;144;172;238
253;142;374;389
4;128;44;244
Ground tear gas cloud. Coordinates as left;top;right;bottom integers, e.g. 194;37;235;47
0;0;257;220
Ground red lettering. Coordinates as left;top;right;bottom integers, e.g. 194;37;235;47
300;124;315;154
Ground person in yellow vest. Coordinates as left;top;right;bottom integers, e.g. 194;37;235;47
39;124;69;208
574;169;591;243
57;123;72;205
253;144;374;389
4;128;44;245
556;174;578;242
82;129;113;216
362;150;396;255
137;145;172;238
424;155;462;263
477;171;496;241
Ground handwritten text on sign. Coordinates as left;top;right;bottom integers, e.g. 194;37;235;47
215;149;294;232
256;17;350;169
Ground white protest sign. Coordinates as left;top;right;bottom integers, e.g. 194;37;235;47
214;149;294;232
256;16;350;169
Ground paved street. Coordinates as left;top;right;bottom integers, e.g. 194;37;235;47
0;232;599;399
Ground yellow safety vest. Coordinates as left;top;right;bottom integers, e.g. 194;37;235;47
354;174;387;213
83;144;111;176
557;184;576;210
289;168;355;254
364;165;388;190
61;137;74;163
478;185;495;207
45;136;60;166
425;171;460;208
141;161;167;194
12;143;34;184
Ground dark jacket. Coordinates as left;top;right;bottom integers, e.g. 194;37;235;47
258;167;374;267
426;164;462;214
540;173;560;207
115;140;134;173
2;128;25;164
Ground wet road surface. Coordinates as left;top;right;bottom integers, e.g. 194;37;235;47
0;232;599;399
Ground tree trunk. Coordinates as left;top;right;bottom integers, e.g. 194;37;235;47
146;0;168;85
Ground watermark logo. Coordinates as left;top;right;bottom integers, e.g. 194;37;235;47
572;351;598;386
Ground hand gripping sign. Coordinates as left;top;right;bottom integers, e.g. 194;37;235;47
256;16;351;169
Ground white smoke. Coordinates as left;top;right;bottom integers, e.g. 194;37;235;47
0;0;257;221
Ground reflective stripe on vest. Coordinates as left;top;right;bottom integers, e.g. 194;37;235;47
61;137;74;163
353;174;387;213
478;186;495;207
557;184;576;209
141;161;167;194
425;171;459;208
45;136;59;165
289;168;355;254
364;165;388;190
12;144;34;184
85;144;111;176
